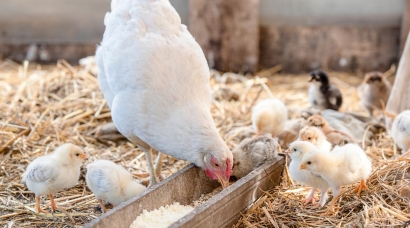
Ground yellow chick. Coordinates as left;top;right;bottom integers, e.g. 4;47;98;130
358;71;391;117
287;141;330;207
297;126;332;152
86;160;147;213
23;143;87;213
300;144;372;214
307;115;354;146
252;98;288;137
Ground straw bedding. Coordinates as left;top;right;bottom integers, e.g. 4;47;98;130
0;59;407;227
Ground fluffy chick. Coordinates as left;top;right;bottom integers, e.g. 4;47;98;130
252;98;288;137
387;110;410;156
300;144;372;214
232;136;280;178
23;143;87;213
308;70;343;111
86;160;147;213
358;71;391;116
287;141;330;207
297;126;332;152
307;115;354;146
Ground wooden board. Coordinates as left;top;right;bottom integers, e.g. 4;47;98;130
84;155;285;228
189;0;259;73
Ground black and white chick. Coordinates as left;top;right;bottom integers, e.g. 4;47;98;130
308;70;343;111
231;136;280;178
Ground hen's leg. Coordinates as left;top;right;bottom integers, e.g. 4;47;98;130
154;152;164;181
142;147;159;187
35;196;49;213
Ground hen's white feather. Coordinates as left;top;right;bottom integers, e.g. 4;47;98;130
96;0;232;169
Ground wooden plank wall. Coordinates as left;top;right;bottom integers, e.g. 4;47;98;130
0;0;409;73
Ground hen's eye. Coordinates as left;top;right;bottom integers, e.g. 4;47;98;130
307;161;312;165
75;153;80;157
214;163;219;167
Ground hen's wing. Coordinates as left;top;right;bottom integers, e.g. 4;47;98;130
96;0;212;160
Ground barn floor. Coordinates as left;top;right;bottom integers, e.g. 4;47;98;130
0;60;408;227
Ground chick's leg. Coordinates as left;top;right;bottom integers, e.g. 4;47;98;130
98;199;107;213
35;196;49;214
312;189;329;209
48;194;58;212
353;180;369;196
322;187;342;215
303;188;318;205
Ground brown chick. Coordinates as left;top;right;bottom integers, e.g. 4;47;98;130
358;71;391;117
277;118;307;149
307;115;354;147
231;136;280;178
297;126;332;152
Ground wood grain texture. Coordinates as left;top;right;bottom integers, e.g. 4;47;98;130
85;156;285;228
189;0;259;73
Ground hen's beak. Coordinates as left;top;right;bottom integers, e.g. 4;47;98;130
299;164;307;170
216;173;230;189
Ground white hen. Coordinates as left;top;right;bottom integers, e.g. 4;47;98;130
251;98;288;137
86;160;146;213
23;143;87;213
300;144;372;214
287;141;330;207
96;0;232;188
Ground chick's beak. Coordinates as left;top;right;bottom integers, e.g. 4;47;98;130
80;154;88;160
216;173;230;189
308;77;314;82
299;164;307;170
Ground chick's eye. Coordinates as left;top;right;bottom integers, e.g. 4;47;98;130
75;153;80;157
293;148;296;152
307;137;311;140
307;161;312;165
